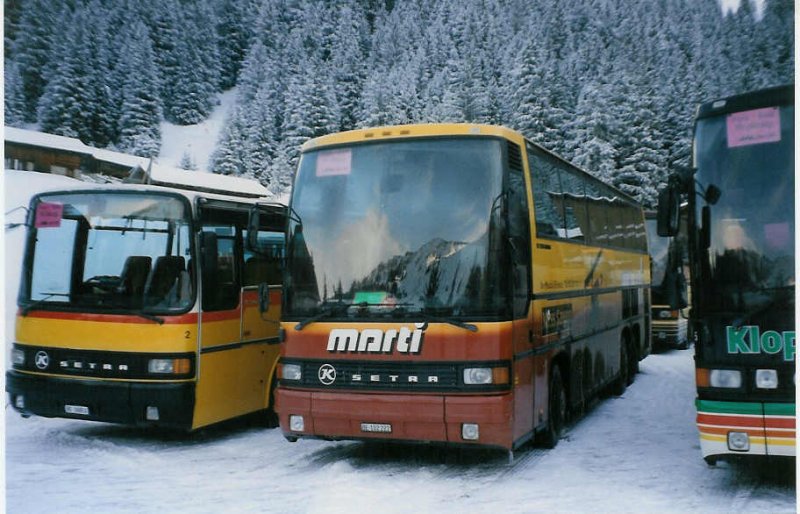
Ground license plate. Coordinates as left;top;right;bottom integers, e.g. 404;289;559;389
361;422;392;433
65;404;90;415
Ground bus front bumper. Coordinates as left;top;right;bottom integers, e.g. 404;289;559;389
696;399;796;460
6;370;195;429
276;388;514;450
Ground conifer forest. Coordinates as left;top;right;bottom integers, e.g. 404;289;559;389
3;0;794;205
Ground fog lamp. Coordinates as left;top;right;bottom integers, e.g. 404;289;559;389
11;348;25;366
755;369;778;389
290;415;305;432
14;395;25;410
148;358;190;374
146;406;160;421
727;431;750;451
462;423;480;441
709;369;742;388
282;363;302;381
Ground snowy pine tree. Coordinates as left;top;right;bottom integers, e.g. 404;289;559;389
116;20;163;158
4;61;28;127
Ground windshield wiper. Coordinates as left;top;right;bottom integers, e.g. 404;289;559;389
295;302;478;333
417;312;478;332
134;310;165;325
295;301;414;330
294;302;353;331
21;292;70;316
391;307;478;332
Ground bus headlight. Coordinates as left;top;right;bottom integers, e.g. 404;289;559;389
755;369;778;389
148;358;190;374
463;366;509;385
11;348;25;366
709;369;742;388
282;363;302;381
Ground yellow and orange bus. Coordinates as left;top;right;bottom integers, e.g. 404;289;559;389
274;124;650;453
7;177;286;430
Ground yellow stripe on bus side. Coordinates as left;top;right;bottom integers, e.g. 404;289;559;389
16;316;196;353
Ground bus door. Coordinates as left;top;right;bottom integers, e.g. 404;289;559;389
240;212;284;405
192;202;275;428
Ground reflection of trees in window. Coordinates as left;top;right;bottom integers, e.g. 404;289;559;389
528;144;564;238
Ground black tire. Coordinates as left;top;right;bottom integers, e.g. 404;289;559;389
626;340;638;386
262;375;279;428
613;341;628;396
541;365;566;449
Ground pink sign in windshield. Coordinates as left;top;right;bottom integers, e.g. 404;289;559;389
34;202;63;228
726;107;781;148
316;149;352;177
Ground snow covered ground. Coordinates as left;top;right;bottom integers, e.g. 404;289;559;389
5;350;795;514
2;171;796;514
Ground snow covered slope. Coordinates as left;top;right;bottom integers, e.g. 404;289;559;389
158;89;237;172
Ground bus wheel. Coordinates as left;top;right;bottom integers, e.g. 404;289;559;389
626;340;637;386
541;366;566;449
261;376;279;428
613;341;628;396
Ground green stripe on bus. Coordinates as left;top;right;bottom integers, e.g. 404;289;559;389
764;403;796;416
695;400;761;415
696;400;796;416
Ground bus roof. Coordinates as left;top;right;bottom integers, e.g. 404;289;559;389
301;123;525;151
695;84;794;120
25;175;282;210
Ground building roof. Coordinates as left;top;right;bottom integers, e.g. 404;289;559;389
4;127;270;199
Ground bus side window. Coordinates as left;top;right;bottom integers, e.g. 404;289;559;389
585;181;609;246
508;144;531;317
527;144;564;239
559;168;587;242
201;224;240;311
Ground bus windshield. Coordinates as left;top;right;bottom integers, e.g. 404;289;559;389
286;137;507;320
21;192;194;314
694;104;795;319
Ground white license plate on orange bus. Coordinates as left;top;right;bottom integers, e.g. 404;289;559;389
361;423;392;433
65;405;89;415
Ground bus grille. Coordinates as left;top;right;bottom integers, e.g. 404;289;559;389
283;359;509;393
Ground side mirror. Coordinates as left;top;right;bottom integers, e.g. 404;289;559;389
656;186;680;237
258;283;270;314
246;205;261;252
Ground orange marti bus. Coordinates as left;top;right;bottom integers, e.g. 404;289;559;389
7;180;286;430
274;124;650;453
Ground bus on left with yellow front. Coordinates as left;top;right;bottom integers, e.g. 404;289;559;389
6;178;286;430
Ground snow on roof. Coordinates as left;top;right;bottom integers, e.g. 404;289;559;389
5;126;270;199
145;163;269;198
5;126;98;156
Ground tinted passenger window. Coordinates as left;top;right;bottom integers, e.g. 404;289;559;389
202;224;240;311
559;168;587;242
527;144;564;238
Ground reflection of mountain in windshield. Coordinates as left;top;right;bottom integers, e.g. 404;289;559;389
350;234;492;315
